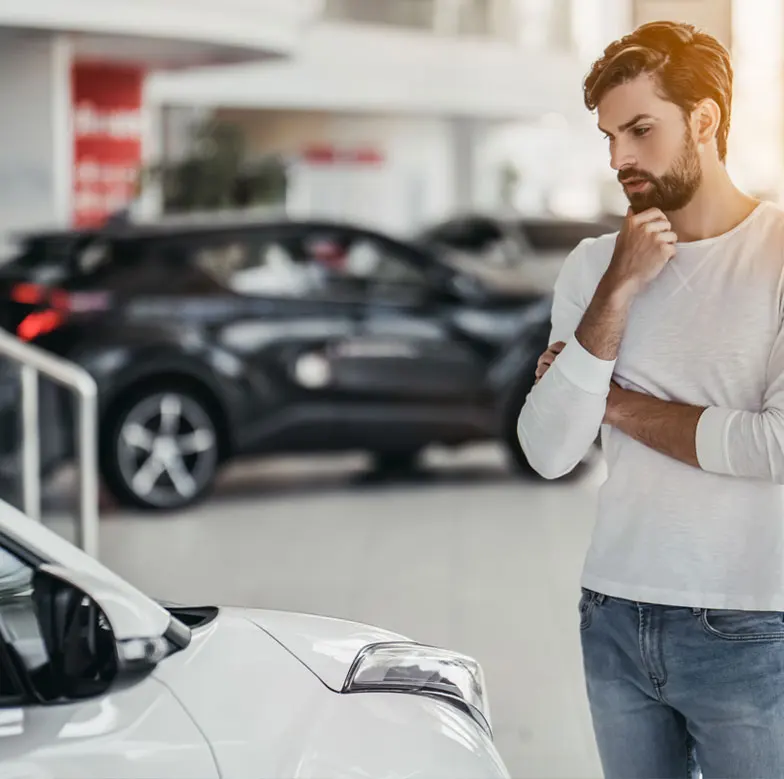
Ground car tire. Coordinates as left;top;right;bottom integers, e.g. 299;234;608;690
101;385;220;512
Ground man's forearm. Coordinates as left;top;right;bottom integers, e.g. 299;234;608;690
609;387;706;468
574;272;635;360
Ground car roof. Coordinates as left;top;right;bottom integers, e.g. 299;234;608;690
19;212;408;245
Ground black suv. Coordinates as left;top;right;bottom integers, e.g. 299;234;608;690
0;215;602;511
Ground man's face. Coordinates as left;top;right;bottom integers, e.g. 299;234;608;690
597;73;702;213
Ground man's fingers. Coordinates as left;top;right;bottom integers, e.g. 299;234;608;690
656;230;678;244
631;207;667;224
535;341;567;381
642;220;671;234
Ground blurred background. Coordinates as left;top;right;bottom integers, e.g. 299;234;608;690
0;1;777;776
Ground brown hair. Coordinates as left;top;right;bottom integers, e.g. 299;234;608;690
584;21;733;161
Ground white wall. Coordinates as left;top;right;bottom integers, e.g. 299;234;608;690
214;109;464;234
0;34;72;252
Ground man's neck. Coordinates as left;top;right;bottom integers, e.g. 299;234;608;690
665;167;759;243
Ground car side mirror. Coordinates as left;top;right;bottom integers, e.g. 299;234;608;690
30;569;118;700
29;566;173;701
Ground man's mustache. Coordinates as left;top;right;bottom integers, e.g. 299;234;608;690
618;169;654;184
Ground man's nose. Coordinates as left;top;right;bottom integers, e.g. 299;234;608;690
610;143;636;172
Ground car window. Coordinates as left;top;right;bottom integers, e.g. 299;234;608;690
191;233;314;298
191;229;428;302
345;235;428;286
0;546;46;705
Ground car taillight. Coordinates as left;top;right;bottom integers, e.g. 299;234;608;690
13;284;110;341
17;310;66;341
10;283;46;305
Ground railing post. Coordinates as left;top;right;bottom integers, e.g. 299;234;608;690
21;365;40;523
0;327;100;557
76;387;100;558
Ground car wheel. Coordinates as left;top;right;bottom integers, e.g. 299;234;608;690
101;387;220;511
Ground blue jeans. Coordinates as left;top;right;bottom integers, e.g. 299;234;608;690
580;588;784;778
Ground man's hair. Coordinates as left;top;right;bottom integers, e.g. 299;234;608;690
584;21;733;161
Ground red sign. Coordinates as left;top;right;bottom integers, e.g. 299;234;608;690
72;63;145;228
302;144;385;166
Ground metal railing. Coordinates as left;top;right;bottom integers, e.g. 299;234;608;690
0;328;99;558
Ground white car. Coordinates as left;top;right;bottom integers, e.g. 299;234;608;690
0;501;510;778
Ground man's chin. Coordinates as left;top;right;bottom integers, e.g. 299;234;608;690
627;193;660;214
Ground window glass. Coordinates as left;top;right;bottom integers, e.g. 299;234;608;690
0;547;45;704
191;229;428;301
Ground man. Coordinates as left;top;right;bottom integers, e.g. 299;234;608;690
518;20;784;778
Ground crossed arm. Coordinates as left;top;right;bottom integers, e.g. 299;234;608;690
519;245;784;483
603;384;702;468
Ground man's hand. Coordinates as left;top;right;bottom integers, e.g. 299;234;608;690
572;207;677;364
534;341;566;384
605;206;677;297
603;381;626;425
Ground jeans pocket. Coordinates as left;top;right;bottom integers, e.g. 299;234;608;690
579;588;597;631
700;609;784;642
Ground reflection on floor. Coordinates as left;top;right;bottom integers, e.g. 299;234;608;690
44;444;607;779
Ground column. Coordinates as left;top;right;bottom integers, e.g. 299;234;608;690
0;33;73;253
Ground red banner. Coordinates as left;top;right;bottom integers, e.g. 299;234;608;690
72;63;145;228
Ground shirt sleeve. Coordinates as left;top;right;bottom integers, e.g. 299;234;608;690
696;308;784;483
516;238;617;480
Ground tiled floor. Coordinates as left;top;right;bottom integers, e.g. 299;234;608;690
47;445;607;779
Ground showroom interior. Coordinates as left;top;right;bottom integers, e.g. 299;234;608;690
0;1;782;777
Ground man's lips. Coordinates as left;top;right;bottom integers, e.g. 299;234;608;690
621;178;651;193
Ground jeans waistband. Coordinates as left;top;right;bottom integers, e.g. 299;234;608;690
582;587;702;616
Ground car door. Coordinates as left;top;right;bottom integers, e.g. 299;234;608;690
185;224;403;449
330;229;489;406
0;542;217;779
197;224;371;392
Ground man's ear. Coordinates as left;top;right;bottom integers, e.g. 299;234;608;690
692;98;721;150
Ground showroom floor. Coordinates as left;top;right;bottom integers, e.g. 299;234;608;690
47;445;607;779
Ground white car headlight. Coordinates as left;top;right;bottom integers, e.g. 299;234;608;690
342;642;492;736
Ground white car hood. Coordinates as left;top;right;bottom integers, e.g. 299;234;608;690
153;608;509;778
234;607;409;690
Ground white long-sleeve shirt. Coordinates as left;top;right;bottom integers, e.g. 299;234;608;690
518;201;784;610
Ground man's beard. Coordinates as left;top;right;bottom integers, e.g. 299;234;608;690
620;133;702;214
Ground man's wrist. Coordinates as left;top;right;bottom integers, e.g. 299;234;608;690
573;271;635;362
597;267;639;307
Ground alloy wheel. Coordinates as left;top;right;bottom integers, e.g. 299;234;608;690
116;392;218;509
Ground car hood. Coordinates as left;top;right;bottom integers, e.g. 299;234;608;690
232;607;409;690
153;608;510;778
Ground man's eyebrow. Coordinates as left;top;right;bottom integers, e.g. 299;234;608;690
598;113;657;136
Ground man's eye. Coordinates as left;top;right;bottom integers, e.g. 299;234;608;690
634;126;651;137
